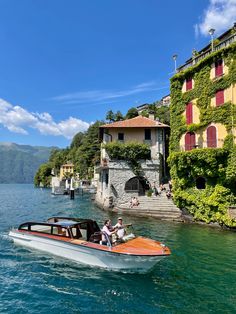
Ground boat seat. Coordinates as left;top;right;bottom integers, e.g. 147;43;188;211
89;232;102;243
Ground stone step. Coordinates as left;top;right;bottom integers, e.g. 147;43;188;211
120;203;180;210
117;207;181;215
115;209;182;219
116;194;182;220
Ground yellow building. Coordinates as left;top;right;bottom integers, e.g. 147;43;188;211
172;25;236;152
169;24;236;227
59;163;74;180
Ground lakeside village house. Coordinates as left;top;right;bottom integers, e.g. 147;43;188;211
51;163;77;194
169;24;236;223
95;115;169;209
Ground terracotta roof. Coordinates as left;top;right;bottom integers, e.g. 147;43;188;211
61;163;74;167
100;116;169;128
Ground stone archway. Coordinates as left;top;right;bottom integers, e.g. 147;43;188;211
125;176;150;196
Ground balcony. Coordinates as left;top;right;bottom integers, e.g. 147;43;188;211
179;139;224;151
177;33;236;73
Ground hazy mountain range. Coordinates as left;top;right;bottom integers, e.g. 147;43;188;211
0;142;56;183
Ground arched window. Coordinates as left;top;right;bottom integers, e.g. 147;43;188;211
125;176;150;196
186;102;193;125
185;132;196;151
207;126;217;148
196;177;206;189
125;177;139;191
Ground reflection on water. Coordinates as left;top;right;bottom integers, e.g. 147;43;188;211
0;184;236;313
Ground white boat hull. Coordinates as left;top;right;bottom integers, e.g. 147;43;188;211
9;230;165;272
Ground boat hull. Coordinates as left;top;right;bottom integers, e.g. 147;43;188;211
9;230;167;272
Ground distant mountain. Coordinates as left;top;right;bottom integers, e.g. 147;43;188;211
0;142;57;183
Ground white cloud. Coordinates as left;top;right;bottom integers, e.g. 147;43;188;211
0;98;90;139
51;81;169;105
58;117;89;139
196;0;236;36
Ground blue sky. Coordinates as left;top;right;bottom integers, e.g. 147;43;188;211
0;0;236;147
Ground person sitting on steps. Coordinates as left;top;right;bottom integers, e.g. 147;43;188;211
130;196;140;208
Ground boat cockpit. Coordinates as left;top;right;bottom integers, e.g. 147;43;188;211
18;216;135;247
18;217;101;242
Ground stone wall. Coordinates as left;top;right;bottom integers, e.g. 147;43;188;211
95;158;161;208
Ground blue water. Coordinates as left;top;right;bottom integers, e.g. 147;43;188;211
0;184;236;313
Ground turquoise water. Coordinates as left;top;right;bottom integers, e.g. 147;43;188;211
0;184;236;313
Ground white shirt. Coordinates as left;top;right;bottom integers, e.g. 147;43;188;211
114;222;125;239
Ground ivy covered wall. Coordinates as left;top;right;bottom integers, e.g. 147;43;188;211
169;41;236;227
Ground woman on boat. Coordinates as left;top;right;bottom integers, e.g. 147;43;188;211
101;220;117;245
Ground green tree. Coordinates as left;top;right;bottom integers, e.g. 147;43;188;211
114;110;124;121
70;132;84;149
34;162;53;187
106;110;115;122
125;107;139;119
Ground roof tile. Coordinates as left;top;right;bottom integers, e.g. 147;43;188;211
100;116;169;128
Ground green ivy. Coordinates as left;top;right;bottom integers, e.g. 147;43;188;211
105;142;151;176
169;40;236;227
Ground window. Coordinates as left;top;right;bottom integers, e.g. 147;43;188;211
118;133;124;141
30;224;51;234
215;59;223;77
196;177;206;189
216;90;224;106
145;129;151;140
125;177;139;191
186;77;192;91
186;102;193;125
207;126;217;147
105;173;109;185
185;132;196;151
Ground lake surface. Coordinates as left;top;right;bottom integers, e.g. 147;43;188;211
0;184;236;313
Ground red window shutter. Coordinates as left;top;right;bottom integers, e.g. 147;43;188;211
185;132;196;151
207;126;217;147
216;90;224;106
186;77;192;91
186;102;193;125
215;59;223;77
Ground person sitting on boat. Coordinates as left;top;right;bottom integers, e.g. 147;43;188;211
113;217;132;240
107;219;115;232
101;220;117;245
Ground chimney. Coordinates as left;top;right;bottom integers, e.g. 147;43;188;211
148;113;155;120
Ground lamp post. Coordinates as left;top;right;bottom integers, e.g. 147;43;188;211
209;28;215;52
173;54;178;73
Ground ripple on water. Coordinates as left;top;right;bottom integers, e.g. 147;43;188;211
1;184;236;313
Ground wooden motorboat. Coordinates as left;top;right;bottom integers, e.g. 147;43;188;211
9;216;171;272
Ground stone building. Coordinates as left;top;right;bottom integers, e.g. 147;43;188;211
95;115;169;208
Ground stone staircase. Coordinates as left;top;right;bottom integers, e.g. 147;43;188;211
115;194;183;221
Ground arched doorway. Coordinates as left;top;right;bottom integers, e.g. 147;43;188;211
125;176;150;196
